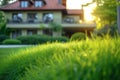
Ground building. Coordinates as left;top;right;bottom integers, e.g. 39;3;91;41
0;0;95;38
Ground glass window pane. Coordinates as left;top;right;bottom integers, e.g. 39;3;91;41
12;13;23;23
35;1;42;7
27;30;37;35
27;13;38;23
21;1;28;8
43;13;53;23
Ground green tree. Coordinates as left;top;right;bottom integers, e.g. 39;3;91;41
0;0;15;6
92;0;117;28
49;22;62;32
0;11;6;34
0;0;9;6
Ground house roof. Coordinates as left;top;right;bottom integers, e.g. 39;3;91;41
0;0;66;11
0;0;83;15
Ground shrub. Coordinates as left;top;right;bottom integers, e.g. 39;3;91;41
51;36;69;42
94;24;118;37
0;37;120;80
0;34;9;43
17;35;69;44
2;39;21;45
17;35;40;44
70;32;86;41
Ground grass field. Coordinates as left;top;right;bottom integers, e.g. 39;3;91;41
0;48;20;59
0;47;29;65
0;37;120;80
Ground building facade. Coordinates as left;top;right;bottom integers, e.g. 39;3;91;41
0;0;95;38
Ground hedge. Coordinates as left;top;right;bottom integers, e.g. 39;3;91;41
17;35;69;44
70;32;86;41
2;39;21;45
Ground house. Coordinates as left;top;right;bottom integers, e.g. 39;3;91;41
0;0;95;38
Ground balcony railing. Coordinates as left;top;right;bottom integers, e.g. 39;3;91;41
8;20;42;24
7;19;81;24
7;19;96;28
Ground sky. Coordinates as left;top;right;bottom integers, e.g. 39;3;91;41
67;0;96;22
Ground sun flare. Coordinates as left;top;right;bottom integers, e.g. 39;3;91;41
67;0;96;22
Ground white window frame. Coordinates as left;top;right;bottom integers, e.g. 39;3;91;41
35;1;43;7
21;1;28;8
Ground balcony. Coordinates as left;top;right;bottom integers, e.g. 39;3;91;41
7;19;96;29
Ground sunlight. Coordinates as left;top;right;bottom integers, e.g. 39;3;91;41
67;0;96;22
84;3;96;22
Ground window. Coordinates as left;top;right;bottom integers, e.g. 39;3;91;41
58;0;62;4
27;30;37;35
43;29;52;36
12;30;21;39
27;13;38;23
35;1;43;7
12;13;23;23
64;17;74;23
43;13;53;23
21;1;28;8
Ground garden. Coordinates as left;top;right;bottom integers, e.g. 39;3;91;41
0;36;120;80
0;0;120;80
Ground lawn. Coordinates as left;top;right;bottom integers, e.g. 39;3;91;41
0;37;120;80
0;48;20;59
0;47;28;64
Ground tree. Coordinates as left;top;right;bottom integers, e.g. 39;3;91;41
49;22;63;37
0;11;6;34
0;0;9;6
92;0;117;28
49;22;62;32
0;0;15;6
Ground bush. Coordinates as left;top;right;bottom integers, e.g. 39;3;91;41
0;34;9;43
70;32;86;41
0;37;120;80
17;35;40;45
17;35;69;44
94;24;118;37
51;36;69;42
2;39;21;45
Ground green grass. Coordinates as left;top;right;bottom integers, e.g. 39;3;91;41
0;48;21;59
0;37;120;80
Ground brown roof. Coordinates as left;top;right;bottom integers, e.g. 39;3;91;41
0;0;66;10
0;0;83;15
67;9;83;15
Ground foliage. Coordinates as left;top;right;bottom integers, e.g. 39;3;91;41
39;24;45;29
17;35;69;44
0;48;23;61
94;24;118;36
70;32;86;41
0;11;6;32
49;22;62;32
92;0;117;28
0;34;9;44
2;39;21;45
0;11;11;35
0;37;120;80
17;35;42;45
50;36;69;42
0;0;15;6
